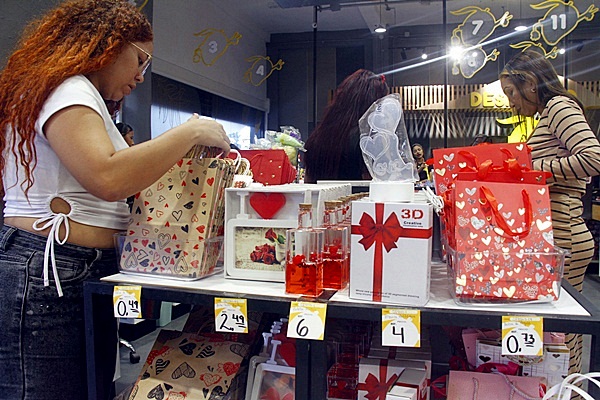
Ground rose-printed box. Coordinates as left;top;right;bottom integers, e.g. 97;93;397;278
224;184;350;282
449;180;565;303
350;200;433;306
432;143;532;195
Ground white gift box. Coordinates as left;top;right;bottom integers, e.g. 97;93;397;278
358;358;406;400
224;183;351;282
350;199;433;306
522;344;569;387
390;368;428;400
386;385;418;400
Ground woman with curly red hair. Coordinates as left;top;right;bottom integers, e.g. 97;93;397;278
0;1;230;398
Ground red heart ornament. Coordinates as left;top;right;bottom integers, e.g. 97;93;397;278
249;193;286;219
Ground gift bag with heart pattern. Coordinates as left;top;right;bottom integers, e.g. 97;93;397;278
128;330;249;400
119;156;234;280
449;180;565;303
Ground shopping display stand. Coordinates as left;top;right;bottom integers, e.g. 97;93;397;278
84;262;600;400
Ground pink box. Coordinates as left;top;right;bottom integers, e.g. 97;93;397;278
350;200;433;306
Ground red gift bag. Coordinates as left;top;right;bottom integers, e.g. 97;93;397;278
239;149;297;185
432;143;532;195
439;161;548;253
449;180;565;303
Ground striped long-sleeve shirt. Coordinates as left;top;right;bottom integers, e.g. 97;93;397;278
528;95;600;196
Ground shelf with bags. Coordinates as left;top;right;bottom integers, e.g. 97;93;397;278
84;261;600;400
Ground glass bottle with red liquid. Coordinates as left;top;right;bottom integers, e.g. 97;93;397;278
321;200;349;290
285;203;324;297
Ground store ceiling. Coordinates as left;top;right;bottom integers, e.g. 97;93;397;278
219;0;547;34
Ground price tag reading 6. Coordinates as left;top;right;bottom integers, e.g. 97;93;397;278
113;285;142;319
501;316;543;357
287;301;327;340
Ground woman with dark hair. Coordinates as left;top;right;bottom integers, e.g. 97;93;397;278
500;49;600;379
303;69;390;183
0;1;230;398
116;121;135;146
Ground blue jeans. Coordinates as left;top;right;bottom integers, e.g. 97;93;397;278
0;226;118;400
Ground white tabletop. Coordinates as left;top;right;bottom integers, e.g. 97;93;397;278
102;261;591;317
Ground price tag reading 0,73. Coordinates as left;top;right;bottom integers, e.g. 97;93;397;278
501;316;543;357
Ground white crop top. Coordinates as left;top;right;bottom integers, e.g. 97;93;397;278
2;75;131;295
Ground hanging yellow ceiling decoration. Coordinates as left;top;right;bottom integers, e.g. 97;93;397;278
511;1;598;59
450;7;513;79
243;56;285;86
192;29;242;66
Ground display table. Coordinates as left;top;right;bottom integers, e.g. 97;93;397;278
84;262;600;400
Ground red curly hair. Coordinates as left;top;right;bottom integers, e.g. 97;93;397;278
0;0;153;195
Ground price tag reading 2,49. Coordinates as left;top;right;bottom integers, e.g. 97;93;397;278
113;285;142;319
502;315;543;357
287;301;327;340
382;308;421;347
215;298;248;334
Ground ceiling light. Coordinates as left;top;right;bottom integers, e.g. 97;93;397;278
559;48;566;54
375;24;387;33
374;1;386;34
421;52;428;60
514;25;527;31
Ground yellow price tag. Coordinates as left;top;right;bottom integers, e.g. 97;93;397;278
113;285;142;319
382;308;421;347
287;301;327;340
214;298;248;333
502;316;543;356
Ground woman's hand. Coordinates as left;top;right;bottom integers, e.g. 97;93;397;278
186;113;230;156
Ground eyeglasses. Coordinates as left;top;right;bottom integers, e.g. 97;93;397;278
129;41;152;76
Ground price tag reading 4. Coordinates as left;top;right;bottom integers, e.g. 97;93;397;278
287;301;327;340
382;308;421;347
113;285;142;319
214;298;248;333
502;316;543;357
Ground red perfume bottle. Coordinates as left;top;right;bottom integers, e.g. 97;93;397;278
285;203;324;297
321;200;349;290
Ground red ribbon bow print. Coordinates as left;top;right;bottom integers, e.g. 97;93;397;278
362;372;399;400
357;360;399;400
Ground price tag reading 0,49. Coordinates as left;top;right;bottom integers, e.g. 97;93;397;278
501;316;543;357
113;285;142;319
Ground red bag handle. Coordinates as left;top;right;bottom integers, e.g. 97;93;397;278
479;186;532;240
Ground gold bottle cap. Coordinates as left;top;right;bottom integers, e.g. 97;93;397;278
299;203;312;210
324;200;338;209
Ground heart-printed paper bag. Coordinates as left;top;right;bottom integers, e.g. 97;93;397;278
129;330;249;400
119;157;234;279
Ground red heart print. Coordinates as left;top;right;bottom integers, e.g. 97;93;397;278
207;177;215;186
249;193;286;219
221;361;240;376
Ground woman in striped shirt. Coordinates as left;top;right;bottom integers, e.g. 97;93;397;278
500;49;600;381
